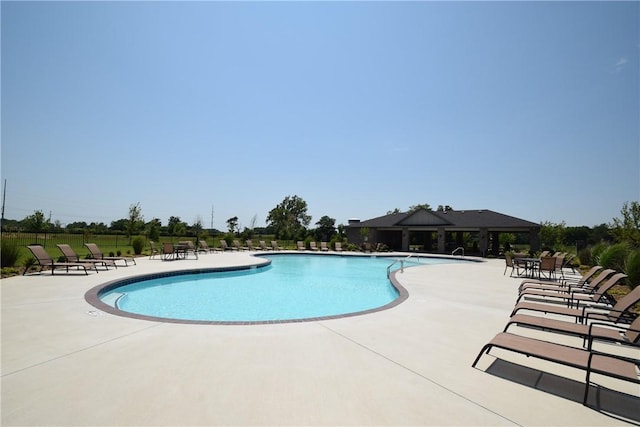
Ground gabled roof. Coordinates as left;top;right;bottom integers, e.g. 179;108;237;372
350;209;539;229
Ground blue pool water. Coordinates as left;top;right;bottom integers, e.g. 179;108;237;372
98;254;458;323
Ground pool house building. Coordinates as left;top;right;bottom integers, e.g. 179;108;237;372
346;208;541;256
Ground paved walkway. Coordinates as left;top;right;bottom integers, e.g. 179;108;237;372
2;251;638;426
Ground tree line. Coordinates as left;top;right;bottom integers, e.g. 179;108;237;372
3;197;639;252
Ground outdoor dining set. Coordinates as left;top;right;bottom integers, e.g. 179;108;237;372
505;251;575;280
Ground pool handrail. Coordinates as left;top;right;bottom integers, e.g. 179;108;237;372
387;254;414;277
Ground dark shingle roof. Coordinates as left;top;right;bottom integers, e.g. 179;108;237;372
351;209;539;229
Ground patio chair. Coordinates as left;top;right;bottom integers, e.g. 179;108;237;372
504;253;519;277
149;241;162;259
219;240;231;251
198;240;213;254
515;272;627;308
26;245;94;275
179;241;199;259
472;320;640;405
297;241;306;251
563;254;578;274
258;241;272;251
334;242;343;252
517;269;616;299
518;266;604;293
246;240;256;251
320;242;329;251
162;242;175;260
510;285;640;324
84;243;136;266
271;241;282;251
537;256;557;280
56;244;115;270
504;308;640;348
233;240;248;251
554;254;566;280
309;242;319;251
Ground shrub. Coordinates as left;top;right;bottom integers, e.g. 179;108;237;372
598;243;629;272
1;240;20;267
590;242;609;266
24;257;36;272
624;249;640;290
577;246;592;266
132;236;145;255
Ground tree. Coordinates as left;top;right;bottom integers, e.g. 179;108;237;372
226;216;239;235
409;203;432;212
167;216;180;235
249;214;257;231
539;220;566;249
146;218;162;242
23;210;49;232
387;208;401;215
437;205;453;212
126;202;144;241
611;201;640;247
110;218;128;232
591;223;614;244
192;216;204;239
315;215;336;242
167;216;185;236
89;222;108;234
564;226;591;248
266;195;311;241
66;221;88;231
499;233;516;252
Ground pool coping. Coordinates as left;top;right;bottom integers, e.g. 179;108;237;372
84;253;413;325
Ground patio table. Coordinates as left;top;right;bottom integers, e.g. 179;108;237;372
514;257;540;278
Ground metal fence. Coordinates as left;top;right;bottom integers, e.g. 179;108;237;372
0;232;129;249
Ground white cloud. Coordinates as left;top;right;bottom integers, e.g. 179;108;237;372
614;57;628;73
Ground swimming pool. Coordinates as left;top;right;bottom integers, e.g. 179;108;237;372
87;254;463;324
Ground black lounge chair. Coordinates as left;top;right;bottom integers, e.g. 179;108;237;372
504;310;640;347
515;272;626;307
26;245;95;275
258;241;272;251
518;265;605;293
510;283;640;323
84;243;136;266
472;317;640;405
56;244;115;270
271;241;282;251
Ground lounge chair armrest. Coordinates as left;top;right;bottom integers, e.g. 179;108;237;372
588;321;639;334
581;303;620;315
587;346;640;365
584;308;636;323
567;284;590;294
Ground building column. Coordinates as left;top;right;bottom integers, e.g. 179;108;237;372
437;227;446;253
491;231;500;255
401;228;409;251
479;228;488;257
529;227;541;253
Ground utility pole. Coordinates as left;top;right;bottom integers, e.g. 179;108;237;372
1;179;6;232
210;205;214;233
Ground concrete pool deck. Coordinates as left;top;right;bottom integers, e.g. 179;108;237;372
2;251;638;426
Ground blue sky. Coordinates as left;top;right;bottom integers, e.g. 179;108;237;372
2;1;638;230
